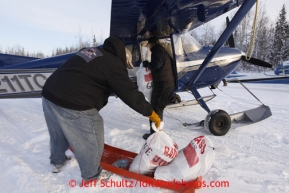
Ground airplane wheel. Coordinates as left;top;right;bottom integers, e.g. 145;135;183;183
204;109;231;136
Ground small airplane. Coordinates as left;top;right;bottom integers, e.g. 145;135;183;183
226;60;289;84
0;0;273;136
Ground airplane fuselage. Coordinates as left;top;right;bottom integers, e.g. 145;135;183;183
0;45;242;99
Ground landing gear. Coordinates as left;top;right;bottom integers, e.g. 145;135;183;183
204;109;231;136
189;88;231;136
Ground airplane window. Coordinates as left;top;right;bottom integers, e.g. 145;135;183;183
159;39;173;57
172;32;202;73
125;44;140;78
173;32;201;55
140;39;172;62
125;44;139;63
140;41;151;62
173;36;185;56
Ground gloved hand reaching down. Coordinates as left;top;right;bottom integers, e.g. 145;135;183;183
148;111;164;132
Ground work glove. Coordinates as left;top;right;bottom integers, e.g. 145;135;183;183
143;60;149;68
148;111;164;132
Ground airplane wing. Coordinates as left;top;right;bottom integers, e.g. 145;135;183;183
110;0;246;43
0;54;39;67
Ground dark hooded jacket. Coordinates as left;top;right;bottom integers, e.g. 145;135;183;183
145;43;175;83
41;37;153;116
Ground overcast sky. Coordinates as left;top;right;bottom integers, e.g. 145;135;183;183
0;0;112;56
0;0;288;56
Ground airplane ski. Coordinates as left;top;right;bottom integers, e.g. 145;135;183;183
183;105;272;131
69;144;202;193
230;105;272;125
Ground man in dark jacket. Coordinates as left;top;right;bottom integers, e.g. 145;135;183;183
142;36;175;140
41;37;162;182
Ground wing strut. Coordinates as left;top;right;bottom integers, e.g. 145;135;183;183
186;0;256;89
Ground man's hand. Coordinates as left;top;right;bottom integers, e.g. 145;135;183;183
148;110;161;128
143;61;149;68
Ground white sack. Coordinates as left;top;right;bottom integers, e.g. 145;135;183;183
129;131;178;175
154;135;215;181
136;63;153;102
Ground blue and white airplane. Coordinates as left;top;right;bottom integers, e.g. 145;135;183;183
0;0;273;136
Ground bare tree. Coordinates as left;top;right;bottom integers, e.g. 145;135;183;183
191;23;217;46
253;3;273;72
52;34;100;56
93;35;97;47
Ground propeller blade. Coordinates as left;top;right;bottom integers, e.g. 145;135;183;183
226;17;235;48
241;56;272;68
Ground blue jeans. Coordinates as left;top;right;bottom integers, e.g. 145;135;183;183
42;97;104;181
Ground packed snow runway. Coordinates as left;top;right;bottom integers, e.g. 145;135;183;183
0;83;288;193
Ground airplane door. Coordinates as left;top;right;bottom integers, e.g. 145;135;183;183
139;38;178;90
125;44;141;78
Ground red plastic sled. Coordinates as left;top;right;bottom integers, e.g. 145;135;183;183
70;143;202;193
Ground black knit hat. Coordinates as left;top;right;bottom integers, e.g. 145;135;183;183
148;36;160;44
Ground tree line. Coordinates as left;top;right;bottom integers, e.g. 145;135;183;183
191;3;289;72
0;35;100;58
0;4;288;72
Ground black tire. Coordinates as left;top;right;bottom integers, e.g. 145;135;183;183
170;93;181;104
175;93;181;103
208;110;231;136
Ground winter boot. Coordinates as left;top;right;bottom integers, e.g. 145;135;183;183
52;156;71;173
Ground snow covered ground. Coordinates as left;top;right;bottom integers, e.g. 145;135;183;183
0;83;288;193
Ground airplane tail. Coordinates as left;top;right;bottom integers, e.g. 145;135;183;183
0;53;39;67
